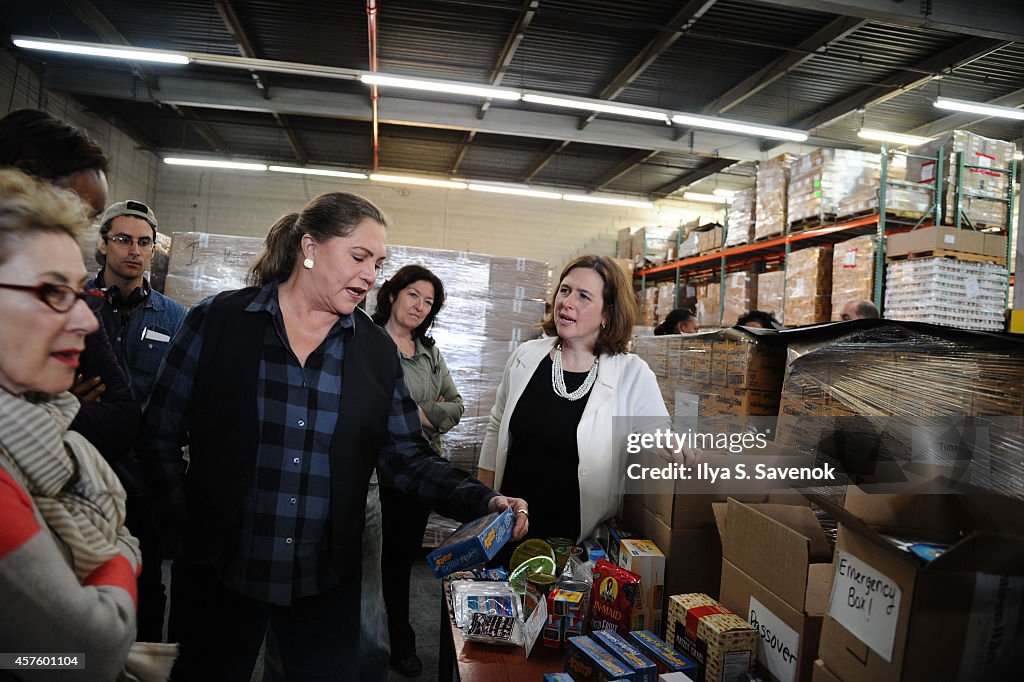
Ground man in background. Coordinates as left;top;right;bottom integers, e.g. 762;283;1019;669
89;199;187;642
840;298;880;321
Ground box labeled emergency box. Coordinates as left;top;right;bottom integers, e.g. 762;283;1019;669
815;493;1024;681
425;507;515;578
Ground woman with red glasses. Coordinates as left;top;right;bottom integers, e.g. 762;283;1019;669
0;169;145;679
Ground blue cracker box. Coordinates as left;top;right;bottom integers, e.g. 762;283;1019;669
425;507;515;578
544;674;575;682
627;630;697;676
566;635;634;681
593;630;658;682
583;537;607;564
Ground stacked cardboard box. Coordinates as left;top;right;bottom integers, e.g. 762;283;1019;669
815;493;1024;682
714;499;833;682
830;235;876;321
784;248;833;326
756;271;785;322
907;130;1014;229
774;322;1024;498
642;285;660;327
666;593;758;682
837;186;932;219
617;227;634;260
755;155;795;241
696;282;722;328
726;189;756;247
632;330;786;421
655;282;677;323
631;226;680;268
164;232;266;307
787;149;881;226
722;271;758;329
697;226;724;254
885;224;1007;259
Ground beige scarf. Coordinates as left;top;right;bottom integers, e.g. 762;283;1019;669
0;388;140;576
0;389;176;681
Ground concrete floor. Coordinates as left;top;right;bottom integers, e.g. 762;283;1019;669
163;559;443;681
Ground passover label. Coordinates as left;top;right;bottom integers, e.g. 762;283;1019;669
827;550;902;662
749;596;799;682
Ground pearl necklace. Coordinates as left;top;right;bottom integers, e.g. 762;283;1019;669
551;347;599;401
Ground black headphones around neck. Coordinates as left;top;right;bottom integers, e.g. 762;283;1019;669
106;284;149;310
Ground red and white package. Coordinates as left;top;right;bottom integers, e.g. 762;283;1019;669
588;558;643;635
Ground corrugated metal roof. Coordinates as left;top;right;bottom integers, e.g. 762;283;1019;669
4;0;1021;199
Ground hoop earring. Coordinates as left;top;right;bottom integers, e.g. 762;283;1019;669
303;258;314;269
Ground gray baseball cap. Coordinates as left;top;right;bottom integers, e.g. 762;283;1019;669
99;199;158;235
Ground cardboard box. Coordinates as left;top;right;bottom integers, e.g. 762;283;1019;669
593;629;659;682
811;659;842;682
785;247;833;326
885;225;986;257
666;594;758;682
623;497;724;602
620;538;667;634
425;507;515;577
830;235;876;321
756;271;785;321
983;232;1008;258
697;227;723;254
816;493;1024;682
628;630;700;677
715;499;834;682
566;635;634;681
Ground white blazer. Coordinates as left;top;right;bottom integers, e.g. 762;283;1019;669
479;337;669;542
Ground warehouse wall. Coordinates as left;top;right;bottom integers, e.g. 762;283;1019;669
152;165;711;275
0;51;159;206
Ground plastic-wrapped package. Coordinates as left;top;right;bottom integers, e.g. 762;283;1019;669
450;579;522;629
632;329;785;419
755;154;794;240
830;235;876;321
163;231;265;307
908;130;1014;229
725;188;755;247
149;232;172;293
722;271;757;328
756;270;785;321
884;258;1007;331
774;321;1024;499
787;149;880;226
695;281;721;329
784;247;832;326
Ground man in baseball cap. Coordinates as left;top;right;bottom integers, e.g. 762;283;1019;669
88;199;187;643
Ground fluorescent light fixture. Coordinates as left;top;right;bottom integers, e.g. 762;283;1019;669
563;194;653;209
269;165;367;179
671;112;808;141
857;128;933;146
683;192;729;203
360;74;520;101
522;94;670;123
164;157;267;171
369;173;467;190
13;36;189;65
712;189;736;198
934;97;1024;121
467;183;562;199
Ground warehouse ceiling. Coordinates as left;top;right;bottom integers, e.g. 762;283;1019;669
3;0;1023;201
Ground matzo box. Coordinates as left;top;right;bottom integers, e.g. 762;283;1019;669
425;507;515;578
619;538;666;634
667;593;757;682
815;493;1024;682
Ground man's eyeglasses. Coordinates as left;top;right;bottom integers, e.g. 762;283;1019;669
0;282;105;313
104;233;154;249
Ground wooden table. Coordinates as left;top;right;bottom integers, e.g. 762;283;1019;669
439;582;566;681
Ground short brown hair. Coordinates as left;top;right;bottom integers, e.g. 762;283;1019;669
541;255;637;355
0;169;91;265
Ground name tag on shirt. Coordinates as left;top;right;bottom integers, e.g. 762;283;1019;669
141;327;171;343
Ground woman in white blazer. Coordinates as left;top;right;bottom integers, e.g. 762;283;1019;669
478;255;688;549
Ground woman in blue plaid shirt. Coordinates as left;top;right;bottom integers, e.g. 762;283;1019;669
138;191;529;681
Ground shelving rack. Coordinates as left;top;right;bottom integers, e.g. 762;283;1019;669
636;145;1016;325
